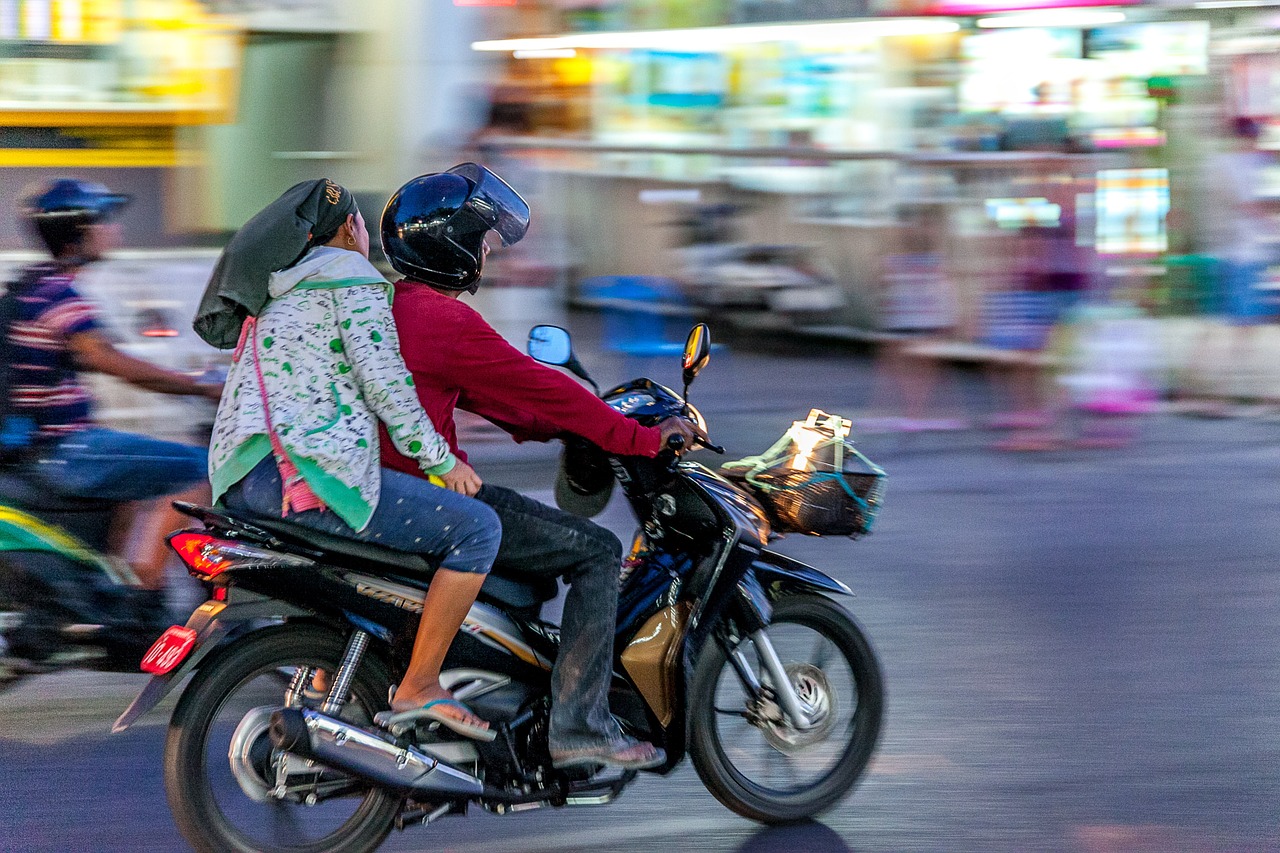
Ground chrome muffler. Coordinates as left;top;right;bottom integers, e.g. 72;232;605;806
269;707;484;798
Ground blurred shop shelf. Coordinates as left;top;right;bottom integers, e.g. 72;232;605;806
481;136;1119;169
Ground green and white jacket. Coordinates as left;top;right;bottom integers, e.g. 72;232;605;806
208;246;456;531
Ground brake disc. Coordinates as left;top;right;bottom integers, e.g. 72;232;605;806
760;662;837;753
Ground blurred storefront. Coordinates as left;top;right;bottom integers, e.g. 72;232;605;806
0;0;498;248
466;0;1274;335
0;0;498;432
0;0;242;247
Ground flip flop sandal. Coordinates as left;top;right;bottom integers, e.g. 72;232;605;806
375;699;496;742
550;738;665;770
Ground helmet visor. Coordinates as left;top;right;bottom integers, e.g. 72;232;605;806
448;163;530;247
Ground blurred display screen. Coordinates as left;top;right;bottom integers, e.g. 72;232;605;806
645;50;726;108
1084;22;1209;77
959;21;1203;147
986;197;1063;228
960;29;1083;113
1094;168;1169;255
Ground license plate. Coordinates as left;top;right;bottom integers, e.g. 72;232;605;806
140;626;198;675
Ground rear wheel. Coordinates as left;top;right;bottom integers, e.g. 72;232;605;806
689;594;884;824
164;624;399;853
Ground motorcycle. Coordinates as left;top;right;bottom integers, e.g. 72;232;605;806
0;370;222;691
0;463;170;688
114;323;885;853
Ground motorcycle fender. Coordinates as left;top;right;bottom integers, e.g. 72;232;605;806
751;550;853;598
112;592;309;733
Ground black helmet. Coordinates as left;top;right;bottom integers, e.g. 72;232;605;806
22;178;131;258
380;163;529;293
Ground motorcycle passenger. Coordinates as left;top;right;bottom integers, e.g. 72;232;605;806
378;164;703;770
7;179;222;596
205;179;500;740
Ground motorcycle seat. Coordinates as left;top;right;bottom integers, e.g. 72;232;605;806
190;504;557;610
0;468;115;513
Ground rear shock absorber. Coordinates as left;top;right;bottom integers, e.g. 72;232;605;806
322;630;370;716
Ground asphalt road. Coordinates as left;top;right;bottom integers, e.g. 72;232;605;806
3;318;1279;852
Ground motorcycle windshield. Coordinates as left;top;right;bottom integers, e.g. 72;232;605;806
448;163;530;247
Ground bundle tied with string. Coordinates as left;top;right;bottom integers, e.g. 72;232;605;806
722;409;886;538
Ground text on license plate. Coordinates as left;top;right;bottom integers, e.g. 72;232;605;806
140;626;198;675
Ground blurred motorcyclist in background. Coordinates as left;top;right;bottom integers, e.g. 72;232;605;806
3;179;222;602
378;164;702;770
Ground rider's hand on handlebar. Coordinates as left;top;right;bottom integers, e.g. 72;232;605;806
658;416;708;451
439;460;483;497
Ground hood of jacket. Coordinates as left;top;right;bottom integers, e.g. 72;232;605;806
268;246;388;298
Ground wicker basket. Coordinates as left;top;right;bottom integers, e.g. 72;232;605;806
749;468;885;537
722;409;886;539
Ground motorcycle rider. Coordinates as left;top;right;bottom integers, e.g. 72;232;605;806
5;179;221;596
378;164;702;770
206;179;500;740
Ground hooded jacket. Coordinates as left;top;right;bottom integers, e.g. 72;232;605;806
208;246;456;530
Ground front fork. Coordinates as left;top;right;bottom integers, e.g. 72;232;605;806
722;631;814;731
721;572;814;730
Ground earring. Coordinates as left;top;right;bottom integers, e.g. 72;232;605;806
347;236;355;246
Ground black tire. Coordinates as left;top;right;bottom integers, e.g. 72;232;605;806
689;593;884;824
164;624;400;853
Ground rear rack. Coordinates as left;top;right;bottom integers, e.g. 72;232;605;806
170;501;315;554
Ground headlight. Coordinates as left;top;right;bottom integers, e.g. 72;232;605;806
686;402;707;433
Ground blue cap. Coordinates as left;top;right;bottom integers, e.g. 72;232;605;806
26;178;131;219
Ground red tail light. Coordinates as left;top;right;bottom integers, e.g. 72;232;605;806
168;530;314;580
170;531;230;578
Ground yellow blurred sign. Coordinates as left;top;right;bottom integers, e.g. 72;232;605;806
0;0;241;167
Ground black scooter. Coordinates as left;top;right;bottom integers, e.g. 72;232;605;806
115;323;884;853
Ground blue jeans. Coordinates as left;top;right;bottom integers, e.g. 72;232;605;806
221;457;498;575
30;427;207;502
475;484;628;753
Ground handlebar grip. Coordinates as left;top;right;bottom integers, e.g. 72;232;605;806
704;441;726;454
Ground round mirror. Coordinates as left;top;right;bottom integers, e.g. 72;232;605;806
528;325;573;366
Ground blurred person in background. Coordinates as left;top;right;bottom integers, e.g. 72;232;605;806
1183;116;1280;414
862;204;967;433
205;179;500;740
379;164;701;770
983;217;1090;451
4;179;221;606
462;86;534;162
1055;280;1162;448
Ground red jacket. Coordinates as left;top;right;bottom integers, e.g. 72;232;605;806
380;280;660;476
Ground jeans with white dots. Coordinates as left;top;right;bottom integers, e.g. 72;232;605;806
221;456;500;574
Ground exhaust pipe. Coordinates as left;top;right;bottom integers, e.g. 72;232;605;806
269;708;484;798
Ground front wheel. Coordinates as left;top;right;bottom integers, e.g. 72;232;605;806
163;624;400;853
689;593;884;824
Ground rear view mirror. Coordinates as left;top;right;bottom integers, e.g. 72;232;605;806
528;325;573;366
682;323;711;386
527;324;600;395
